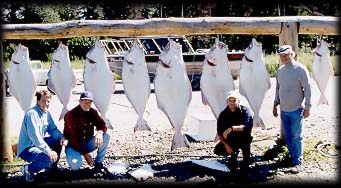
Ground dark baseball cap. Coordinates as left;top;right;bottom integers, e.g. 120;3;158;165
80;91;93;101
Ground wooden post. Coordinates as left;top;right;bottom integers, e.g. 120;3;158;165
0;41;14;163
279;21;299;60
277;21;299;141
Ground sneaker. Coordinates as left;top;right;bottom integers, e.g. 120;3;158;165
21;165;34;182
290;165;301;174
94;163;115;178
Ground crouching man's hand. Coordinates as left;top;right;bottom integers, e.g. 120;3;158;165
60;136;68;146
94;130;104;148
84;153;94;167
224;143;233;155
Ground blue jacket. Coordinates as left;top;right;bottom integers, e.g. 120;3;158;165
17;105;63;157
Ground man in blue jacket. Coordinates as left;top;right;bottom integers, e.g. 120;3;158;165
17;90;68;182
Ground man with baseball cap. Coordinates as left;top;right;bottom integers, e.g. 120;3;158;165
63;91;111;176
273;44;311;173
214;90;253;172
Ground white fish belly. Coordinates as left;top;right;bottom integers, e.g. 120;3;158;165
155;67;191;129
8;65;36;111
51;68;74;105
122;65;150;115
240;64;269;111
201;66;234;118
84;70;113;114
312;59;332;93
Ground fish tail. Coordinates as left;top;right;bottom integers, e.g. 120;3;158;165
59;105;69;121
317;94;329;106
134;116;151;132
171;130;189;151
253;115;266;130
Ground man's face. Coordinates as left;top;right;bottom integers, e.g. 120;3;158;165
37;95;51;112
80;99;92;111
227;97;239;110
279;53;292;64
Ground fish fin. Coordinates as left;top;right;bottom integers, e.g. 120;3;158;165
253;116;266;130
72;72;77;88
171;130;189;151
59;105;69;121
134;117;151;132
47;78;56;93
104;117;113;129
214;134;219;142
201;91;209;105
317;94;329;106
266;75;271;90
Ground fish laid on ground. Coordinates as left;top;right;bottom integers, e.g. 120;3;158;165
48;43;77;120
190;159;230;172
154;40;192;151
122;41;151;132
84;40;114;129
200;38;235;140
8;44;37;112
128;164;157;181
312;40;334;105
239;38;271;129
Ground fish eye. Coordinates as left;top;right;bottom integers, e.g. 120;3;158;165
87;58;96;64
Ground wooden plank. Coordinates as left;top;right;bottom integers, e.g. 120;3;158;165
2;16;339;40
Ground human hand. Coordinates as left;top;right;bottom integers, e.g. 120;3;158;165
84;153;94;166
273;105;278;117
60;136;68;146
94;131;103;148
303;109;310;118
48;150;58;162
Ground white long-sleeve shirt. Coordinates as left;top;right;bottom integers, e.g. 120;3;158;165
274;60;312;112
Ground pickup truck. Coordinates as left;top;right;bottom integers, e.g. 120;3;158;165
30;60;83;86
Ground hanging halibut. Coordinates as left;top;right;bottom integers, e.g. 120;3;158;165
84;40;114;129
312;40;334;105
239;38;271;129
200;38;235;140
122;41;151;132
49;43;77;120
8;44;37;112
154;40;192;151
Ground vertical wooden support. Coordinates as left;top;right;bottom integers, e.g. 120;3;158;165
279;21;299;60
277;21;299;141
0;41;14;163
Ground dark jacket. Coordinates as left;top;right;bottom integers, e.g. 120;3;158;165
64;105;107;154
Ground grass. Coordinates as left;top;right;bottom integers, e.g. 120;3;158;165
264;52;340;77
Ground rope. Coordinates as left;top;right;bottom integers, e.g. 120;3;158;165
317;142;339;158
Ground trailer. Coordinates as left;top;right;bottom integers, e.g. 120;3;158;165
100;36;244;90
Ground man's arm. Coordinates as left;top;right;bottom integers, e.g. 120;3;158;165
301;67;312;110
25;112;51;155
274;73;280;107
47;112;63;141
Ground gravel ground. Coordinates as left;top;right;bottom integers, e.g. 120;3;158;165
1;77;339;186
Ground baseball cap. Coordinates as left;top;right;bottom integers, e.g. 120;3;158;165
80;91;93;101
278;45;292;55
226;90;239;100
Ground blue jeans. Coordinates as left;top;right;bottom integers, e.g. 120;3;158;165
19;137;62;174
280;108;303;165
65;133;110;170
